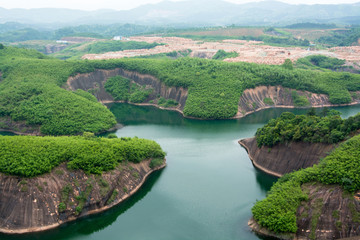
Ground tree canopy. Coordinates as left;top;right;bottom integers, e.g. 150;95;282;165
255;110;360;147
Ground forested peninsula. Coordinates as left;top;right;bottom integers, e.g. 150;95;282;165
240;111;360;239
0;45;168;233
1;45;360;136
0;134;166;233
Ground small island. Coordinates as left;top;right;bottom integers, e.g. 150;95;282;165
240;110;360;240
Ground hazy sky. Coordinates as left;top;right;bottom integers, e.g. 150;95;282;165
1;0;359;11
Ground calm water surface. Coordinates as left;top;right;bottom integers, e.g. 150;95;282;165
0;131;15;136
2;104;360;240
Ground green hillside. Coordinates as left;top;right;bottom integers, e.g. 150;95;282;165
93;57;360;119
52;40;162;60
252;133;360;233
255;110;360;147
0;134;165;177
252;112;360;233
1;45;360;134
0;46;116;135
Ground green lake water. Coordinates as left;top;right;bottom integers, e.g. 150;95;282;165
0;131;15;136
1;104;360;240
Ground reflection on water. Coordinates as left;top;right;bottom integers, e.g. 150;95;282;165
0;131;16;136
254;168;278;193
108;103;360;130
108;103;186;126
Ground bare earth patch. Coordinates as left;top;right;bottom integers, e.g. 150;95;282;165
82;36;360;65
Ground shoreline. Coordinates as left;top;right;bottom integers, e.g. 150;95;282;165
248;218;295;240
103;99;360;121
2;101;360;137
0;129;41;136
0;162;166;235
102;100;186;117
238;139;282;178
233;100;360;119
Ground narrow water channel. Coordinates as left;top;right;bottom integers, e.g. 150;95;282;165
1;104;360;240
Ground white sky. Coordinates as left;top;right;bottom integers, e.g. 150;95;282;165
0;0;359;11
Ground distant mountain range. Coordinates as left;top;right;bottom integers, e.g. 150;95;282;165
1;0;360;27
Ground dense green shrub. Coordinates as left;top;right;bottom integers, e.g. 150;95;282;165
212;50;239;60
0;46;116;135
282;59;293;70
149;158;165;169
166;49;192;58
255;111;360;147
160;99;179;108
158;97;166;105
104;76;131;101
317;27;360;47
296;55;347;71
52;41;162;60
263;97;274;105
104;76;152;103
107;133;118;138
87;41;161;54
0;135;165;177
128;84;152;103
291;90;310;107
309;55;345;69
252;180;308;233
58;202;66;213
74;89;98;103
252;134;360;233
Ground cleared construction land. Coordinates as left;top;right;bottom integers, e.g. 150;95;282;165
82;36;360;65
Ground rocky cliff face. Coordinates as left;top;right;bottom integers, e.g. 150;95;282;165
236;86;360;118
249;184;360;240
68;70;359;119
241;138;360;240
67;69;188;110
296;183;360;240
0;160;165;234
239;137;335;177
0;117;41;135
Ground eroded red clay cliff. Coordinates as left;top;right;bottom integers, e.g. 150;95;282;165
67;70;360;120
240;138;360;240
249;184;360;240
239;137;335;177
67;68;188;110
0;160;165;234
236;86;360;118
